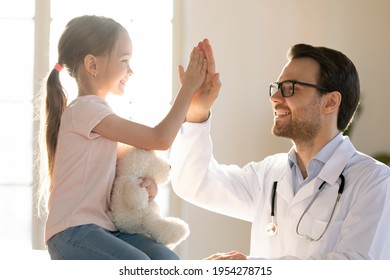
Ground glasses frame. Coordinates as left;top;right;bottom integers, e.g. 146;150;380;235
269;80;328;97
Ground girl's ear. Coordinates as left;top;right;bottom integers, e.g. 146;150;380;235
83;54;97;77
323;91;342;114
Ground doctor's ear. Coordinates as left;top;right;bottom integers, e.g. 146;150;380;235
83;54;98;77
323;91;341;114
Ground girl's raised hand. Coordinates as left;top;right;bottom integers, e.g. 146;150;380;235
178;47;207;93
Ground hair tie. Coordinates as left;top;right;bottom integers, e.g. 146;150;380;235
54;63;63;72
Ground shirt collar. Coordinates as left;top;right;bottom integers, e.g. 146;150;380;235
288;133;344;191
288;133;344;167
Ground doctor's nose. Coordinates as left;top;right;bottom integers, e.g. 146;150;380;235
269;83;284;102
270;89;285;104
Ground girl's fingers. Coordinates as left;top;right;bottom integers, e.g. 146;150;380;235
182;47;207;91
189;48;206;73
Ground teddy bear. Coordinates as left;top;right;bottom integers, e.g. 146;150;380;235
107;144;190;249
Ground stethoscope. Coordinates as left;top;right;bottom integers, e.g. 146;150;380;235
266;174;345;241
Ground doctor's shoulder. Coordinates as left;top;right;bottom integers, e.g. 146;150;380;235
351;150;390;171
346;151;390;186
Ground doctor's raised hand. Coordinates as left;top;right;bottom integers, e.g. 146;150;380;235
179;39;221;123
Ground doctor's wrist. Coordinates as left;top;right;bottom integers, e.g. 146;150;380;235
185;111;210;123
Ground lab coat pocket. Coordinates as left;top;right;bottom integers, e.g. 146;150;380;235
296;211;343;243
297;182;342;237
295;217;343;256
296;214;325;240
314;219;342;241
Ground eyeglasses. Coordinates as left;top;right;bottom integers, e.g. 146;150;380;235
269;80;328;97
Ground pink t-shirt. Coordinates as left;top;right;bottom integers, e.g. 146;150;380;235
45;95;117;243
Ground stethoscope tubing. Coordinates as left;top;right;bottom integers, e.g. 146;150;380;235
267;174;345;241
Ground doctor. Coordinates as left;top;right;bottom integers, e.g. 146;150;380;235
170;41;390;259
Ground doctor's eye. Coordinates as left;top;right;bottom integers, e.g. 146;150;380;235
281;81;294;97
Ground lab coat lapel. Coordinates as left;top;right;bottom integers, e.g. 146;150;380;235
291;179;318;206
318;136;355;185
271;155;318;207
275;165;294;204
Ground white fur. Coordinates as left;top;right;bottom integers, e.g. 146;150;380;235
107;145;190;249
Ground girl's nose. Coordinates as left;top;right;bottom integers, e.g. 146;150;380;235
127;66;134;76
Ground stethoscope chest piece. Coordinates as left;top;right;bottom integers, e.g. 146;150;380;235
266;222;277;236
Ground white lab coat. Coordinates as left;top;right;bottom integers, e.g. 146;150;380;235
170;118;390;259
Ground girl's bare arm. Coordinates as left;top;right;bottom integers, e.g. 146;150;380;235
93;47;207;150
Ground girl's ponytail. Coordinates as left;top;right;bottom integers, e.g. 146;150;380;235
45;65;67;180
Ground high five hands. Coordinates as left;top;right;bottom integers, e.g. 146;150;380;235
179;39;222;123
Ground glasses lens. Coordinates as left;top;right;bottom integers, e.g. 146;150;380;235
270;81;295;97
269;83;279;96
281;81;294;97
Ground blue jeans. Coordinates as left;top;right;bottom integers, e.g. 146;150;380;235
47;224;179;260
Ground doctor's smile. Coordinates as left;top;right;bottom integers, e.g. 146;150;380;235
273;109;291;119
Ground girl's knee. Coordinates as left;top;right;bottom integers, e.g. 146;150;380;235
148;244;180;260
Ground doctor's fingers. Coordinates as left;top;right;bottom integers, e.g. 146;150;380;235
200;38;216;81
225;251;247;260
204;251;246;260
204;253;225;260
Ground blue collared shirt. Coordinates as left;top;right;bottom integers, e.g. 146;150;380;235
288;133;344;194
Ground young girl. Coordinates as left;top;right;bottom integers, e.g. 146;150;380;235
40;15;207;260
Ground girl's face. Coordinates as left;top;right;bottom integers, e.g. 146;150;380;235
96;31;133;96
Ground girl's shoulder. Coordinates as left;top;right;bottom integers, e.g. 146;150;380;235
69;95;109;108
65;95;113;120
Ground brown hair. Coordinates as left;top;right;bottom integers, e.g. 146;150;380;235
288;44;360;132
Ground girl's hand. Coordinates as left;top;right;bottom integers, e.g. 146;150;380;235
179;47;207;94
180;39;221;123
140;177;158;202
